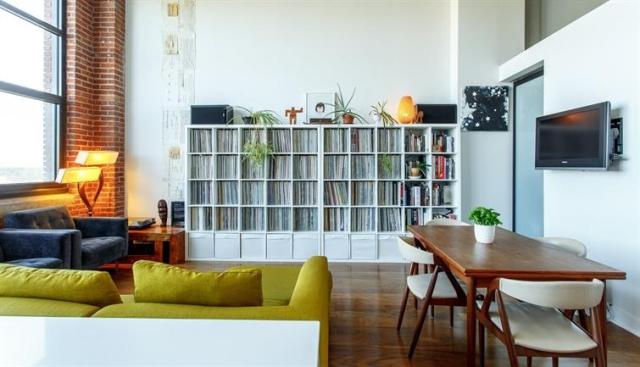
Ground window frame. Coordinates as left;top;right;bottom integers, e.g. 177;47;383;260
0;0;67;198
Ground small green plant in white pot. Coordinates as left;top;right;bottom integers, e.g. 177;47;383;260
468;207;502;243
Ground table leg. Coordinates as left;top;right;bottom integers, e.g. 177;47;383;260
466;277;477;367
599;280;608;366
154;240;163;263
169;232;186;264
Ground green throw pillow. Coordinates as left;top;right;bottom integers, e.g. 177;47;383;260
133;261;263;307
0;264;122;307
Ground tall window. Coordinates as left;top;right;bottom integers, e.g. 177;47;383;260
0;0;64;188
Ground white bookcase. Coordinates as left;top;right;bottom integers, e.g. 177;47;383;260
186;124;461;262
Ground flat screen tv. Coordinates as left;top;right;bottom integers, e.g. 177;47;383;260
535;102;611;170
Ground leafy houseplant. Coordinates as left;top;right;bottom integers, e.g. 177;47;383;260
243;141;274;169
233;106;280;126
370;101;398;126
329;84;367;124
408;160;431;179
468;207;502;243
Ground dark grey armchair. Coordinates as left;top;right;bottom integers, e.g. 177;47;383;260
3;206;128;270
0;230;75;268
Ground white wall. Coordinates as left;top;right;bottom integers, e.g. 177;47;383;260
458;0;525;228
500;0;640;336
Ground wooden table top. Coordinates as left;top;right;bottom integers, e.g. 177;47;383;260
128;225;185;235
409;225;626;280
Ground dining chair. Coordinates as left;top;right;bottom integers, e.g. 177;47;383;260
537;237;587;258
396;236;467;358
477;278;606;367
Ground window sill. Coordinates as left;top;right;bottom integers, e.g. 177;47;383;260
0;183;69;200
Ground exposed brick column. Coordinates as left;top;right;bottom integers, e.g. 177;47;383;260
66;0;125;217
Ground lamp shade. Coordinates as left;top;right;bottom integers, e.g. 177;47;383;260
56;167;102;184
75;150;119;166
397;96;417;124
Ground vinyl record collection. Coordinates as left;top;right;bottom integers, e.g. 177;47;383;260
378;155;402;179
190;155;213;179
378;128;401;152
268;208;291;231
216;155;237;179
190;207;213;231
215;207;237;231
294;182;317;205
216;129;238;152
268;156;291;179
293;155;317;179
294;208;318;231
351;155;375;179
351;128;374;152
216;181;238;205
324;182;348;205
267;181;291;205
378;182;403;206
324;208;348;231
242;208;264;231
379;208;401;232
292;129;318;152
352;181;375;205
324;129;348;152
242;181;264;205
269;129;291;152
190;181;212;205
324;155;348;179
189;129;212;152
351;208;375;232
243;129;265;144
242;160;264;179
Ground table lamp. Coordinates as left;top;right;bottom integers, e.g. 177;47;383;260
56;167;102;216
397;96;417;124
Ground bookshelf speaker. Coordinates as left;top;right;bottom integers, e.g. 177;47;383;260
416;104;457;124
191;105;233;125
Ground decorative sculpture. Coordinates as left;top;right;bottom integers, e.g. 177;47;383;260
285;107;304;124
416;110;424;123
158;199;168;226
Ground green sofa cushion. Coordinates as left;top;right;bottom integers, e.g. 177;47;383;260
0;297;99;317
133;260;263;307
0;264;122;307
228;264;301;306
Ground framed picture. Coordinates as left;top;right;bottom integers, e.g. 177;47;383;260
461;86;509;131
306;92;335;124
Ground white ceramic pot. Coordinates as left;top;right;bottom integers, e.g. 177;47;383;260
474;224;496;244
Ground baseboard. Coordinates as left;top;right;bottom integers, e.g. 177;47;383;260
610;304;640;337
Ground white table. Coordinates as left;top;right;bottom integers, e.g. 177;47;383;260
0;316;319;367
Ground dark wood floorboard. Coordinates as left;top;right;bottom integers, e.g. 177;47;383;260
112;262;640;367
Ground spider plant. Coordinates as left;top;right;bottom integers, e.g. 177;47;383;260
232;106;280;126
370;101;398;126
409;160;431;178
327;84;367;124
243;141;274;168
379;154;394;178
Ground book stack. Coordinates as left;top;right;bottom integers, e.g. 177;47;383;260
434;156;455;179
432;131;455;152
432;183;453;206
406;131;426;152
324;182;348;205
190;129;213;152
406;184;430;206
433;208;457;220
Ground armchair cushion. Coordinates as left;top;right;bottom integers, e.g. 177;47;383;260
0;229;78;269
81;237;126;270
74;217;128;240
3;206;75;230
6;258;63;269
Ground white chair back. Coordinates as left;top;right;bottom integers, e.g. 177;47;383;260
499;278;604;310
397;236;434;265
537;237;587;257
427;218;470;226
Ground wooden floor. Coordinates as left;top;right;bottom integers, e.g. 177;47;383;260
112;262;640;367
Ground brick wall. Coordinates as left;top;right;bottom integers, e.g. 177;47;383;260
66;0;125;217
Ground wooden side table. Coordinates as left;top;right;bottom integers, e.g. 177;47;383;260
128;225;185;264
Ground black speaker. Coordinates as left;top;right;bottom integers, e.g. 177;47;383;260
416;104;457;124
191;105;233;125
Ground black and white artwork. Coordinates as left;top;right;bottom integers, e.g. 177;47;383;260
461;86;509;131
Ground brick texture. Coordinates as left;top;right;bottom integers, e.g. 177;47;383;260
66;0;125;217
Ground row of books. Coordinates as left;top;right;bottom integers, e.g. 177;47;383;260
406;183;430;207
406;131;427;152
294;208;318;231
351;128;374;152
379;208;402;232
217;129;238;152
378;129;402;152
190;207;213;231
293;156;317;179
269;156;290;179
433;156;455;179
269;130;291;152
190;181;212;205
242;208;264;231
324;182;348;206
242;181;264;205
324;208;348;231
352;208;375;232
216;181;238;205
352;181;375;206
406;208;430;226
324;156;348;179
190;155;213;179
190;129;213;153
215;208;237;231
216;156;237;179
268;208;290;231
432;131;455;153
292;130;318;152
267;181;291;205
432;183;453;206
324;129;348;152
294;182;317;206
351;156;375;179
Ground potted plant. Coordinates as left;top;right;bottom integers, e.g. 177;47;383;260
243;141;274;168
408;160;431;179
233;107;280;126
370;101;398;126
468;207;502;243
329;84;367;124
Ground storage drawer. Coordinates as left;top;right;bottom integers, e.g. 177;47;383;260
378;234;403;262
241;234;265;259
215;233;240;259
267;234;293;259
293;233;319;259
324;234;349;260
187;233;214;260
351;234;376;260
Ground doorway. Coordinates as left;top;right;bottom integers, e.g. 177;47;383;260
513;71;544;237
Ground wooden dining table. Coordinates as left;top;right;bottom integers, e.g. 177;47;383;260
408;225;626;367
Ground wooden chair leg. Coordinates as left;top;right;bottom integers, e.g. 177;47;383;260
397;286;410;331
449;305;454;327
578;310;589;331
526;357;532;367
409;297;430;359
552;357;559;367
478;322;485;367
430;304;435;318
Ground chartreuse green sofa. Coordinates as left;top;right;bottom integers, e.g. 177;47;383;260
0;256;332;367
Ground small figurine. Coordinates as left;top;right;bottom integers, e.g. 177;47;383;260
415;110;424;123
285;107;304;124
158;199;168;226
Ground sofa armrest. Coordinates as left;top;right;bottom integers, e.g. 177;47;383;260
0;229;81;269
73;217;128;257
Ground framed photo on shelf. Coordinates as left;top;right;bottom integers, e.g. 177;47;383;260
306;92;335;124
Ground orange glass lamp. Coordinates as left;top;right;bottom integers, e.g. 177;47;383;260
397;96;417;124
56;167;102;216
75;150;119;166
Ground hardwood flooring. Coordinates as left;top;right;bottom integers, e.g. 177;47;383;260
112;262;640;367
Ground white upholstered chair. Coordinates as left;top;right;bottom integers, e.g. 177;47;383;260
396;236;466;358
478;278;606;367
427;217;470;226
537;237;587;258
